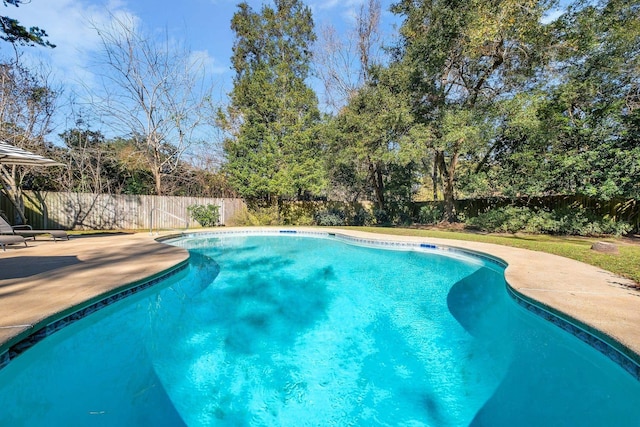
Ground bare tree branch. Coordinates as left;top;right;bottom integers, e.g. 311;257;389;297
86;14;214;195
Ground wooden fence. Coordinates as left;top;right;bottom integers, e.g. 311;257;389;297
2;191;637;232
0;191;246;230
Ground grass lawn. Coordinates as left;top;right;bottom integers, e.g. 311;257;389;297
342;226;640;285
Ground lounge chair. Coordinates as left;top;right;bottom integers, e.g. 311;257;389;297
0;217;68;241
0;235;27;251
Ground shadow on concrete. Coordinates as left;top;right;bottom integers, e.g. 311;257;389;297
0;237;186;296
0;256;80;280
69;232;135;238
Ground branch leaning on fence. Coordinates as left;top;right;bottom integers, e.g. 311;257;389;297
149;207;189;235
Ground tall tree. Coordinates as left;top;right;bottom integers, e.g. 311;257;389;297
538;0;640;199
314;0;384;110
474;0;640;200
58;127;110;194
221;0;324;205
391;0;554;220
329;74;422;221
89;14;212;195
0;0;55;48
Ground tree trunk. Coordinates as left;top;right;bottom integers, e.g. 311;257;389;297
5;190;26;225
33;191;49;229
0;165;27;225
266;192;281;223
369;160;385;211
438;148;459;222
154;169;163;196
432;151;440;200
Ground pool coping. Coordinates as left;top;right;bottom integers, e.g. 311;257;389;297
0;233;190;370
0;260;188;370
1;227;639;381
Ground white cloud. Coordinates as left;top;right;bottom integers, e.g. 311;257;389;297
189;50;227;75
5;0;137;89
315;0;341;10
7;0;235;84
312;0;364;11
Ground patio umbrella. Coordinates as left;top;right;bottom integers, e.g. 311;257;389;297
0;140;64;167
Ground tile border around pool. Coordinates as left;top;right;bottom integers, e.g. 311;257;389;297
173;229;640;381
0;260;189;371
329;232;508;270
174;229;509;269
507;286;640;381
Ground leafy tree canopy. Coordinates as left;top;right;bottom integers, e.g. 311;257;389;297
1;0;55;48
222;0;325;203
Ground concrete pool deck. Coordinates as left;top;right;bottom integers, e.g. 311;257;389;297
1;227;639;372
0;232;190;354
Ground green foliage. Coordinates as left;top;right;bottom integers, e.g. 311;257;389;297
327;75;419;219
418;204;444;225
1;1;55;47
277;201;315;225
278;202;374;226
467;206;538;234
187;204;220;227
248;205;281;225
313;206;378;226
351;208;374;226
222;0;325;203
226;207;255;226
228;204;281;226
373;209;390;225
314;208;346;226
389;0;553;220
472;0;640;200
466;206;632;236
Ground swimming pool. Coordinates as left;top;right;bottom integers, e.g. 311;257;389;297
0;232;639;426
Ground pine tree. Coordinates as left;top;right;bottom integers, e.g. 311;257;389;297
221;0;325;205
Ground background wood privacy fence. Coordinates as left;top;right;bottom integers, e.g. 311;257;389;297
1;191;636;232
0;192;246;230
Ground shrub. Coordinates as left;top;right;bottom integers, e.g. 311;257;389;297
418;204;444;225
228;205;282;226
315;208;346;226
523;210;557;234
279;202;316;225
187;204;220;227
290;213;315;226
351;208;374;226
551;207;632;236
373;209;390;225
227;206;253;226
252;205;281;225
466;205;631;236
466;206;531;233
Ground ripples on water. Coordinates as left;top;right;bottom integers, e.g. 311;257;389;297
1;235;639;426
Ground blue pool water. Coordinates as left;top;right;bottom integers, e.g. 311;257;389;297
1;233;639;426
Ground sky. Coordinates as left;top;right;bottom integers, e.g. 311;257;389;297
7;0;401;108
6;0;569;143
8;0;571;95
